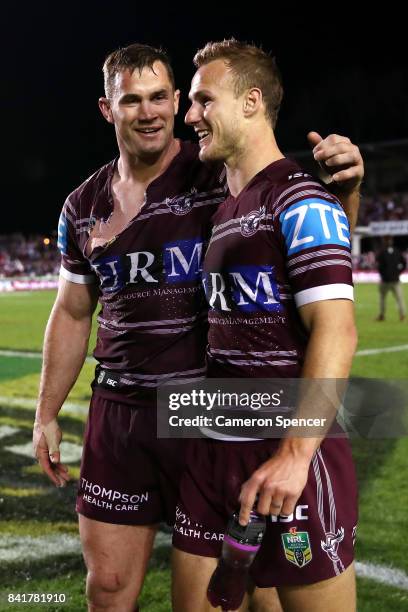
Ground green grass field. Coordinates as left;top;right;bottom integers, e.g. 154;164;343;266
0;285;407;611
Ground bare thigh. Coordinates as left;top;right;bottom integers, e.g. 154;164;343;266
277;562;356;612
171;548;282;612
79;515;158;612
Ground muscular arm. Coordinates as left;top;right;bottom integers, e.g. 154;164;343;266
239;299;357;524
308;132;364;232
33;277;99;486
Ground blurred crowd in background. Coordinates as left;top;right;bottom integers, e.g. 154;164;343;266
0;234;60;278
359;192;408;224
1;193;407;278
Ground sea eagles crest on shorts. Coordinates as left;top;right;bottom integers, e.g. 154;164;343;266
165;187;197;215
320;527;345;562
240;205;266;237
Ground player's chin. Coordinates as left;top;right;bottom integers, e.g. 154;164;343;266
136;139;168;157
198;144;218;163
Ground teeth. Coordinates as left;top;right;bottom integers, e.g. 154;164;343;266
138;128;160;133
198;130;210;140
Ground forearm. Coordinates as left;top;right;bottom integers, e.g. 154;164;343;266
36;305;92;423
277;310;357;462
330;186;361;233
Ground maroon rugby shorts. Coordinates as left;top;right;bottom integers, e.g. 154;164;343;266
173;437;358;586
76;393;185;526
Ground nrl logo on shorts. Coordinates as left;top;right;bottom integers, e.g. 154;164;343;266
165;188;197;215
321;527;344;562
281;527;312;568
97;370;105;385
240;205;266;237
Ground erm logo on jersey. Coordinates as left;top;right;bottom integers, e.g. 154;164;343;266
91;238;204;292
280;198;350;256
203;265;282;313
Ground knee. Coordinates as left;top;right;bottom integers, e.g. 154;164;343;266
86;568;138;608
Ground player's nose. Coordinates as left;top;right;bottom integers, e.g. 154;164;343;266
185;103;201;126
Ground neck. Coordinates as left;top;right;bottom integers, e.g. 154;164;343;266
226;125;284;197
117;138;180;184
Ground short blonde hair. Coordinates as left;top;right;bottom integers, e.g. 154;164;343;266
194;39;283;128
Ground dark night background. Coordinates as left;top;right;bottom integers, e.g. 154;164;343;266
3;4;407;235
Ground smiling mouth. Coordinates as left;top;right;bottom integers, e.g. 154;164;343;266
135;127;163;135
197;129;211;145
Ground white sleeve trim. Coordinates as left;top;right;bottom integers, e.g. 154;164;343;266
60;265;97;285
294;283;354;307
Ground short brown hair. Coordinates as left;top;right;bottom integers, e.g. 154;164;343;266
103;43;175;98
193;39;283;128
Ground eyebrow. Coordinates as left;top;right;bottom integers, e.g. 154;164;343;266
188;89;213;102
119;89;169;103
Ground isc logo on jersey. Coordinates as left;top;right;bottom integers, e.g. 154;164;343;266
280;198;350;256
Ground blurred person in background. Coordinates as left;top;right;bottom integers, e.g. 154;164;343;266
376;236;406;321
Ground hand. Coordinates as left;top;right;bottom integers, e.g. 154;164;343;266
33;418;70;487
307;131;364;194
238;450;311;526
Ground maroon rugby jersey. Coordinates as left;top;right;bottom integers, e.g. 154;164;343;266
58;141;226;404
203;158;353;378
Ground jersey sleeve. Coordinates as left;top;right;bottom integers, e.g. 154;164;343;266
273;181;353;307
57;197;97;285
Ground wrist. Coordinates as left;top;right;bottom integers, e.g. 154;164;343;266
35;408;59;426
329;181;362;197
276;437;320;465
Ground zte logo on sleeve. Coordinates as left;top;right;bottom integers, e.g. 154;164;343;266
280;198;350;256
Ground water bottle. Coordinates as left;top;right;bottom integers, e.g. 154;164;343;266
207;510;266;611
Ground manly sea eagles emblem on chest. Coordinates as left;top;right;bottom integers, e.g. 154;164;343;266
165;187;197;215
240;205;266;237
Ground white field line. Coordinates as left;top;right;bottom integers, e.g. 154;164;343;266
0;349;95;364
0;425;20;440
0;532;407;591
0;532;171;563
0;396;88;417
355;344;408;356
355;560;408;590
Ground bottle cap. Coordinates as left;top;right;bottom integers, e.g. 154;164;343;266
226;512;266;546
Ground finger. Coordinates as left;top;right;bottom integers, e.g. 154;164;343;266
56;463;70;475
37;445;70;486
37;453;64;487
256;488;273;516
54;464;71;481
269;499;284;517
313;143;356;162
313;138;353;158
238;480;260;526
55;473;68;487
280;495;298;518
318;134;351;147
307;131;322;149
49;450;61;464
325;157;356;170
332;167;364;184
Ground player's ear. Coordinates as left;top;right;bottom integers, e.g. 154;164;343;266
243;88;262;119
98;97;114;124
174;89;181;115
